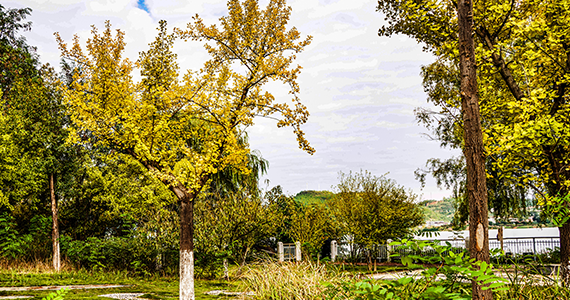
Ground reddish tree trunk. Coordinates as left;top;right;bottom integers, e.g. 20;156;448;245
50;173;60;272
457;0;492;299
173;186;195;300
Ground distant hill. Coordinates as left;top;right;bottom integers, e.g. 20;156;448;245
420;198;455;222
294;190;335;205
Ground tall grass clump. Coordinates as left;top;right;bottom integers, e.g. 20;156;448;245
492;262;570;299
242;261;345;299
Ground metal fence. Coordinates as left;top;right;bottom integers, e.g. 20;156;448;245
391;237;560;259
283;243;296;261
338;237;560;262
488;237;560;255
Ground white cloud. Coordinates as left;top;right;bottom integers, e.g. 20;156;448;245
6;0;459;199
375;120;413;129
87;0;131;14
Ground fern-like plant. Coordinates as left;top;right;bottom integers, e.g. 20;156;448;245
42;288;69;300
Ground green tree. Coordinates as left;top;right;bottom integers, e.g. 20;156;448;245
377;0;570;282
0;4;82;271
415;157;529;228
56;1;312;298
195;186;282;277
330;170;424;271
194;148;277;278
287;201;337;261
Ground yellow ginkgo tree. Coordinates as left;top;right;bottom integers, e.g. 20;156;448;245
56;0;313;299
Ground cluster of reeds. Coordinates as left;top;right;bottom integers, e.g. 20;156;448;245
241;261;346;299
493;264;570;299
0;258;72;274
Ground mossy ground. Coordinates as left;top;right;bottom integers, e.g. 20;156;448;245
0;268;242;299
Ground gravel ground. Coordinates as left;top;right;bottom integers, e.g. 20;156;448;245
204;290;255;296
98;293;146;299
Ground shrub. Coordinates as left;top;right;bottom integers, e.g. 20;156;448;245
0;213;51;260
60;233;178;275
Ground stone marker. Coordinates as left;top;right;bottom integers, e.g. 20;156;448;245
278;242;284;262
295;241;302;262
331;240;337;263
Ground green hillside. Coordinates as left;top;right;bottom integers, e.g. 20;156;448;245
294;190;335;205
420;198;455;222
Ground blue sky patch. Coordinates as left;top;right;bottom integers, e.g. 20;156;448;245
137;0;150;13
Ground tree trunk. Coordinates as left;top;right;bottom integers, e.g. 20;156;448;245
179;194;195;300
560;222;570;284
142;161;200;300
498;226;504;253
50;173;60;272
457;1;493;299
367;249;372;272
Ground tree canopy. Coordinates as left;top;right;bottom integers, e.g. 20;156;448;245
377;0;570;281
330;170;424;269
55;1;313;298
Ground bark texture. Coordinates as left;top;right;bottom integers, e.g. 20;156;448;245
177;187;195;300
560;222;570;283
457;0;493;299
50;173;60;272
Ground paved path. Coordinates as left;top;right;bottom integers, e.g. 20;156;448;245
0;285;136;300
0;284;131;292
0;294;146;300
367;270;560;286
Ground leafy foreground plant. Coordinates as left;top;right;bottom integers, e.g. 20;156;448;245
324;239;570;299
41;288;68;300
324;239;508;300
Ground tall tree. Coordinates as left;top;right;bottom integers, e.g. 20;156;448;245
377;0;570;282
457;0;492;298
56;1;312;298
0;4;78;271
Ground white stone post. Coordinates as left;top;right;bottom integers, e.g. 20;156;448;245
386;239;393;263
295;241;302;262
278;242;284;262
331;240;338;263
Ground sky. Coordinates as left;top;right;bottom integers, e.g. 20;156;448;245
5;0;461;200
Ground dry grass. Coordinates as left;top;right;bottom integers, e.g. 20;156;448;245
0;258;75;274
240;261;346;300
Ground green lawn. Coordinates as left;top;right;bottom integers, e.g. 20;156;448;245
0;269;242;299
0;262;422;299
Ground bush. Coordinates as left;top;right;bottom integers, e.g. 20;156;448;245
0;213;51;260
60;233;178;275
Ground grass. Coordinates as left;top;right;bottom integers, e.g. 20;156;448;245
4;259;569;299
0;260;242;299
0;259;422;299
